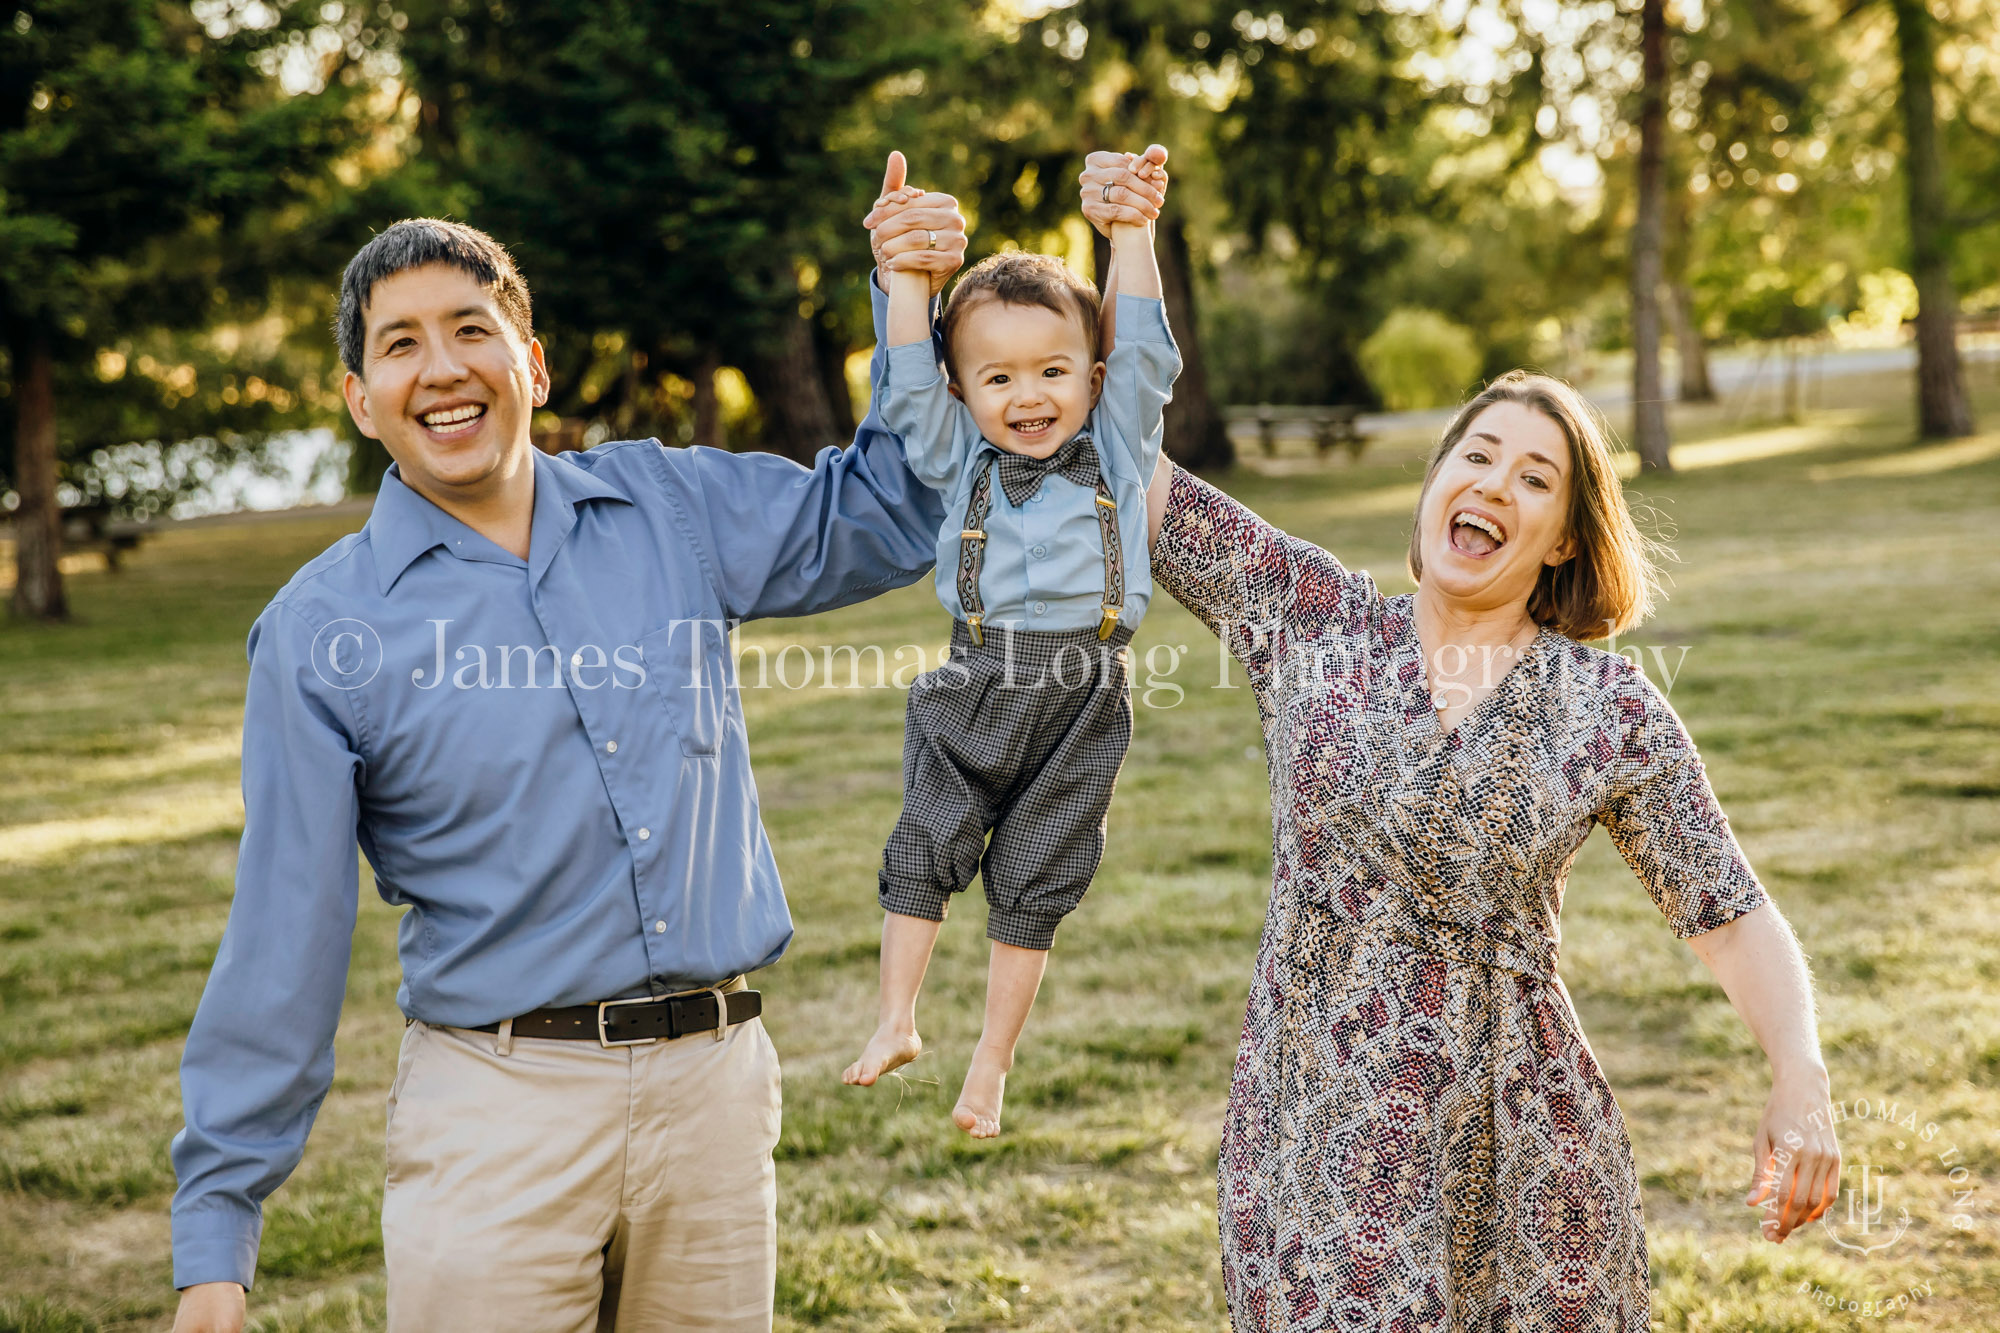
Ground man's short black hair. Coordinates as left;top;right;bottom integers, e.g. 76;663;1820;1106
335;218;534;375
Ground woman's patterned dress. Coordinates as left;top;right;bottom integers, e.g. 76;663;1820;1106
1152;467;1767;1332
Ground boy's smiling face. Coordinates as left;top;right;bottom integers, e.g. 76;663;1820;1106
948;298;1106;459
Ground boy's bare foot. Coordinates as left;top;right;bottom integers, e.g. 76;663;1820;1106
952;1045;1012;1138
843;1024;923;1086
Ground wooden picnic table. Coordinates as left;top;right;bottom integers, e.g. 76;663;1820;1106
60;501;152;570
1225;404;1372;461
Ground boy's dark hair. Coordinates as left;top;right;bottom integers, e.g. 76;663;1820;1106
335;219;534;375
940;252;1102;381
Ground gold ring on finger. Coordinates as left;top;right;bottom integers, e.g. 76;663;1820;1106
925;230;937;250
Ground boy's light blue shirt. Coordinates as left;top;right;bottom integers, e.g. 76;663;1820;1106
878;293;1180;633
169;283;946;1293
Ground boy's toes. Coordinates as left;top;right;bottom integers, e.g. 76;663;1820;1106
951;1100;1001;1138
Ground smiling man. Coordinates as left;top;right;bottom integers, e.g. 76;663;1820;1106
168;196;971;1333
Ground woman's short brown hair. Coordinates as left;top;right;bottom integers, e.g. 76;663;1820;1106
940;251;1102;382
1406;370;1662;641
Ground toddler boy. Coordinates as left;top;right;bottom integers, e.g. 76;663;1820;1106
842;148;1177;1137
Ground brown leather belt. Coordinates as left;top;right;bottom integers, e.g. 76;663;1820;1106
472;984;762;1047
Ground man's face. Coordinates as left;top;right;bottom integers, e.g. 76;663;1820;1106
342;263;550;503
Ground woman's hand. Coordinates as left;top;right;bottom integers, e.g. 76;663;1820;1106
863;151;967;298
1747;1063;1842;1242
1682;902;1841;1243
1079;146;1169;237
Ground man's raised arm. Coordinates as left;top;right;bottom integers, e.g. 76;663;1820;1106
661;153;968;623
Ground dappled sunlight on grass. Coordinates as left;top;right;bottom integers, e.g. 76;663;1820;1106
1809;429;2000;481
0;787;244;868
1618;411;1876;475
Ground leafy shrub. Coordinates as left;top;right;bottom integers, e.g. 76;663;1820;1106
1358;307;1483;410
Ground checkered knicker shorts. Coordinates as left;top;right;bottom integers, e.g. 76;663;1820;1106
879;620;1137;949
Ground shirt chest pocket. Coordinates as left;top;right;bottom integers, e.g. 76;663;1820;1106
638;619;733;757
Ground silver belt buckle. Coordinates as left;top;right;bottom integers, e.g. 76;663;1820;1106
596;995;662;1048
597;984;737;1048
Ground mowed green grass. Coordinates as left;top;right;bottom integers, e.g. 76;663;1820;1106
3;379;1998;1331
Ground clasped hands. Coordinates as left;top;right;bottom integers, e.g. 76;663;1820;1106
862;144;1171;293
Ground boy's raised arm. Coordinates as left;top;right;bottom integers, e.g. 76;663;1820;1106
1083;147;1178;483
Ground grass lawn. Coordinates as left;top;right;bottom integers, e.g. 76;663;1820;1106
3;379;1998;1331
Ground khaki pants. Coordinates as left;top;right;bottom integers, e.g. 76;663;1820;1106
381;1000;782;1332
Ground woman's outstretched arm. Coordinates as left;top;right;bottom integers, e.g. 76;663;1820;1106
1685;901;1841;1243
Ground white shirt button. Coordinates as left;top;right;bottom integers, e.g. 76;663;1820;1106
605;740;618;754
654;920;666;933
1431;693;1449;710
1031;544;1047;558
637;828;651;841
571;652;583;667
1033;600;1048;615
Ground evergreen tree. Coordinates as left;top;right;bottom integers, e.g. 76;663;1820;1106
0;0;379;619
391;0;955;462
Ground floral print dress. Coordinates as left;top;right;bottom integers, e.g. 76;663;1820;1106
1152;467;1767;1332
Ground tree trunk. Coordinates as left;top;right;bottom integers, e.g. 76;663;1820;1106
1665;170;1715;403
1783;339;1803;421
813;320;857;437
1889;0;1975;439
692;350;724;451
1629;0;1673;472
1667;282;1714;402
9;329;67;621
1156;216;1233;471
745;309;843;464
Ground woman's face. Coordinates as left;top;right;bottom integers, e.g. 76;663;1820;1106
1416;401;1577;614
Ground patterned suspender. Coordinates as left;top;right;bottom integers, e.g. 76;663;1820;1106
957;453;1124;646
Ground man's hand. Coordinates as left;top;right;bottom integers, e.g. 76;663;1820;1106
1079;145;1169;237
863;151;968;299
172;1282;246;1333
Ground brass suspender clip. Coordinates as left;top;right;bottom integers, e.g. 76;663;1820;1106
965;613;984;646
1097;607;1120;641
1094;495;1117;511
960;529;987;541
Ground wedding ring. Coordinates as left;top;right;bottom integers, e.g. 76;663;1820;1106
1102;183;1114;203
925;230;937;250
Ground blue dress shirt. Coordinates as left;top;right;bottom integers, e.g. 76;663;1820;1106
877;293;1180;633
170;287;947;1292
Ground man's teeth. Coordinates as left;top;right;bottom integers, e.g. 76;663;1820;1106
422;404;485;427
1453;511;1504;542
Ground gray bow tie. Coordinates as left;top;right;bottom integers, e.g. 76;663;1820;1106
995;432;1101;507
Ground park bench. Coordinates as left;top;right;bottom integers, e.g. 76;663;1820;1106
60;501;151;570
1227;404;1372;461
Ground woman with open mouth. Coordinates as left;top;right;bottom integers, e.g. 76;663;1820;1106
1141;370;1840;1331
